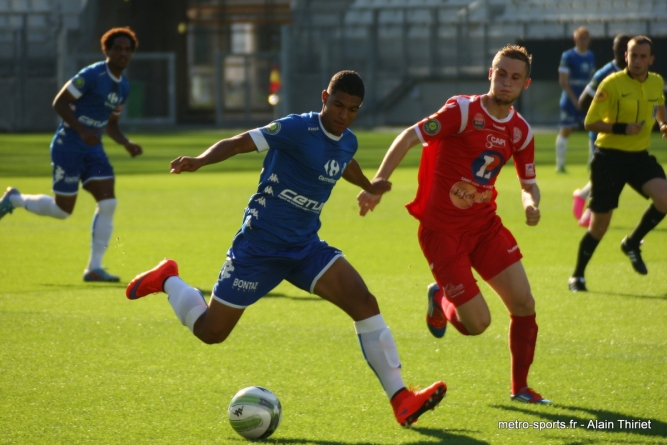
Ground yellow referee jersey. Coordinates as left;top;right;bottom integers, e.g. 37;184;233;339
585;69;665;152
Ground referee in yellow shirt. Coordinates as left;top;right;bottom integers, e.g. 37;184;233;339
569;36;667;292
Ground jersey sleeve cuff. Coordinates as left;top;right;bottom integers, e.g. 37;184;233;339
558;67;570;74
414;125;427;146
66;80;83;99
248;128;270;152
519;177;537;184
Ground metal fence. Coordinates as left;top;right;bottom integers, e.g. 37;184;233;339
0;9;59;131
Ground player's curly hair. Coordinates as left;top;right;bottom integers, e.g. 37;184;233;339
100;27;139;52
493;44;532;78
327;70;365;101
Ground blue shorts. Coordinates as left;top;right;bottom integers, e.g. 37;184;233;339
559;103;586;128
211;233;344;308
50;136;114;196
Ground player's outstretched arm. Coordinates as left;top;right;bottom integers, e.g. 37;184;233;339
170;132;257;174
106;113;142;157
374;126;421;182
521;182;541;226
357;126;421;216
342;158;392;195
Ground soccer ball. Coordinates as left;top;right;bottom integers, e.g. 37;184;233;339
228;386;282;440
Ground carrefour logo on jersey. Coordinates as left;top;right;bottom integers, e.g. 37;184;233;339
471;150;505;184
105;92;121;109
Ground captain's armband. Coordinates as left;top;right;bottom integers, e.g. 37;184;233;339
612;123;628;135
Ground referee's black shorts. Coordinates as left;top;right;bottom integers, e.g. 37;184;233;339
589;147;666;213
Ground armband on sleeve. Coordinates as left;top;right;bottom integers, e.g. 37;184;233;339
612;123;627;135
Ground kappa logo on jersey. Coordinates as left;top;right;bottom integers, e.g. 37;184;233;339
278;189;324;213
263;186;274;195
422;119;441;136
53;165;80;184
219;258;235;280
471;150;505;184
54;166;65;183
324;160;340;177
255;197;267;207
525;163;535;177
473;113;485;130
263;121;281;135
268;173;279;183
513;127;522;144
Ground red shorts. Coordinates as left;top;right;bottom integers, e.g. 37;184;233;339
418;216;522;307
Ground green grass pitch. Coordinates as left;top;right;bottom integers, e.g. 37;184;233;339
1;129;666;444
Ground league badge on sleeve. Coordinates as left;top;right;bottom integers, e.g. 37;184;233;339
73;76;85;89
593;89;608;102
422;119;441;136
263;121;281;135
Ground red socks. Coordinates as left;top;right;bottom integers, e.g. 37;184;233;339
435;287;471;336
509;313;538;394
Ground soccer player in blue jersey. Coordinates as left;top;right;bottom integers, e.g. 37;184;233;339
0;27;142;282
556;26;595;172
125;71;446;427
572;34;631;227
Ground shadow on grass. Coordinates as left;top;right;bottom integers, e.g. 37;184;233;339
199;290;321;302
40;283;127;290
231;427;488;444
586;290;667;301
262;292;320;302
491;403;667;438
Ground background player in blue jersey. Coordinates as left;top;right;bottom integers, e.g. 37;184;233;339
0;27;142;282
556;26;595;172
125;71;446;427
572;34;631;227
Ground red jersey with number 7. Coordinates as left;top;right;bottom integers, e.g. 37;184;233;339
406;94;536;233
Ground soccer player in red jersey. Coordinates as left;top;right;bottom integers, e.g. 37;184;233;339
358;45;550;404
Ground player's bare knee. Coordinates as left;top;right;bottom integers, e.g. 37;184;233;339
54;203;73;218
466;316;491;335
363;291;379;309
195;326;229;345
513;293;535;315
54;206;71;219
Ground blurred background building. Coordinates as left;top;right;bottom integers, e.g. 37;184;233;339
2;0;667;131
